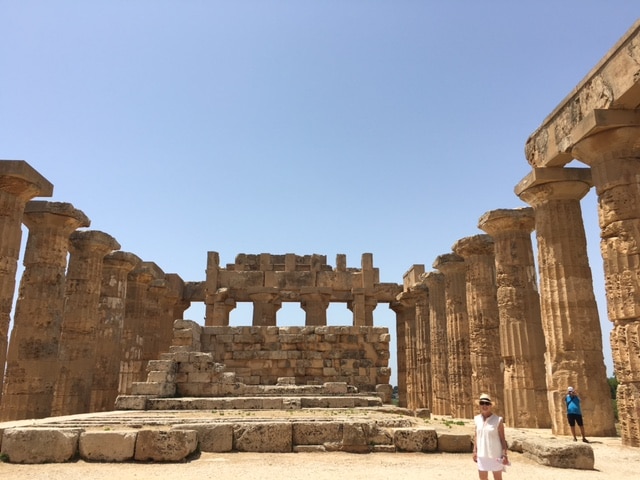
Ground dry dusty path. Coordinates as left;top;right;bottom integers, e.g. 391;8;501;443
2;436;639;480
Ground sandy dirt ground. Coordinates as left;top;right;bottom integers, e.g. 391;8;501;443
2;436;639;480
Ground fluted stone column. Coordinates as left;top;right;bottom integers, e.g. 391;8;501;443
390;291;416;408
119;261;163;395
453;234;504;417
517;167;616;437
478;208;551;428
249;289;281;326
423;271;449;415
51;230;120;416
413;283;430;410
300;288;331;326
570;123;640;446
90;251;140;412
433;253;473;419
0;161;52;401
0;201;89;420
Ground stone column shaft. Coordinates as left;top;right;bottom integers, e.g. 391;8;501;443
119;262;163;395
90;251;140;412
478;208;551;428
571;123;640;446
413;285;430;410
433;253;473;419
0;201;89;421
249;290;281;327
300;290;331;326
517;167;616;437
453;234;505;417
423;271;449;415
390;294;415;408
0;161;52;404
51;230;119;416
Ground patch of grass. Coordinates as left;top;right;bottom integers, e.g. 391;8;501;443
0;452;9;463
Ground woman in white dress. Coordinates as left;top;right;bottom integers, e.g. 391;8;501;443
472;393;509;479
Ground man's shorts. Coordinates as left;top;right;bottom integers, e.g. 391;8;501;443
567;413;583;427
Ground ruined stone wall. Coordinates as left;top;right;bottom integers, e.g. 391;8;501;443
172;322;390;392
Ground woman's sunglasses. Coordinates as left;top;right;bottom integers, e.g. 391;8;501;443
479;401;491;406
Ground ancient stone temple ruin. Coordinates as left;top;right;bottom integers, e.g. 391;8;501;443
2;19;640;451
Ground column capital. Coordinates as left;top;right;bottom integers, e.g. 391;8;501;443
104;251;141;272
69;230;120;255
516;167;592;206
421;270;444;288
478;208;535;236
432;252;465;274
0;160;53;200
23;201;90;230
452;234;494;258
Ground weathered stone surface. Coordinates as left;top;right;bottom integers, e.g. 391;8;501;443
134;429;198;462
393;427;438;452
341;421;371;453
292;421;342;445
0;428;79;463
233;422;292;453
79;430;136;462
478;207;550;429
436;432;473;453
517;168;616;437
522;440;594;470
0;160;52;408
172;423;233;452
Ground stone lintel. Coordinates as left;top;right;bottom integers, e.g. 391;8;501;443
525;20;640;167
403;265;425;290
515;167;592;197
0;160;54;197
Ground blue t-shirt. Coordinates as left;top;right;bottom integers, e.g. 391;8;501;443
566;394;582;415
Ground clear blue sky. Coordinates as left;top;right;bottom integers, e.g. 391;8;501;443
2;1;638;383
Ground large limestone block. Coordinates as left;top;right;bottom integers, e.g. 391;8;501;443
173;423;233;452
1;428;80;463
134;429;198;462
292;421;342;445
233;422;292;452
436;432;473;453
393;427;438;452
79;431;136;462
521;440;594;470
341;421;371;453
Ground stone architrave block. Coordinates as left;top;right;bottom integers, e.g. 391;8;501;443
173;424;233;453
436;432;473;453
522;440;594;470
79;431;137;462
134;429;198;462
233;422;292;453
292;422;342;445
393;428;438;452
1;428;80;464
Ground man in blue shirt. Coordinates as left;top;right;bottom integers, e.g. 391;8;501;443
566;386;589;443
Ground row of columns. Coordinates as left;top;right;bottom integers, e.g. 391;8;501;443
396;167;618;440
0;162;189;421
